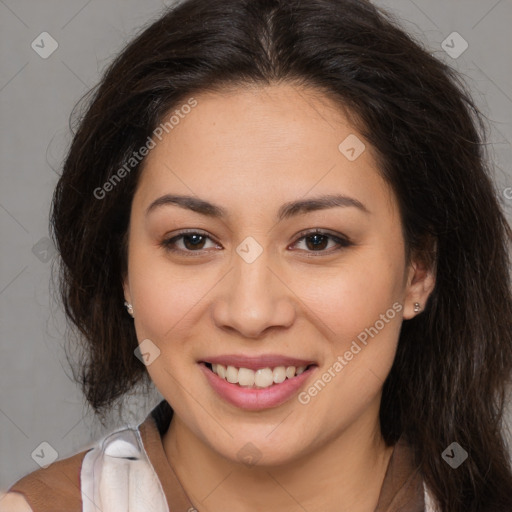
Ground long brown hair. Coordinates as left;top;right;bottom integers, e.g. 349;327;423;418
50;0;512;509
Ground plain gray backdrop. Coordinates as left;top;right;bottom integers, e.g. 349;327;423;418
1;0;512;490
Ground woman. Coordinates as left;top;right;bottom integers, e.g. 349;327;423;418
4;0;512;510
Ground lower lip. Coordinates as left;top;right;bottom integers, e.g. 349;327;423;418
199;363;317;411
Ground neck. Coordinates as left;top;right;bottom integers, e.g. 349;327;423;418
162;401;394;512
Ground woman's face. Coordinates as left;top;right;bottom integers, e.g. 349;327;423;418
123;83;433;465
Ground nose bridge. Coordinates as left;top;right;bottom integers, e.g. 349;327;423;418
211;243;295;337
234;249;273;302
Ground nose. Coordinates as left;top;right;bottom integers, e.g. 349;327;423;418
211;250;296;339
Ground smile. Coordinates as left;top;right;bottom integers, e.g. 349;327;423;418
206;362;312;389
198;357;318;410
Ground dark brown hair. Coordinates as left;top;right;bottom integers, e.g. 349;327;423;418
50;0;512;509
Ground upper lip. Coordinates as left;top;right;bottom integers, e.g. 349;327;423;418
200;354;317;371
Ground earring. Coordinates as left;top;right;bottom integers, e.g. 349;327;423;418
124;301;134;318
413;302;421;313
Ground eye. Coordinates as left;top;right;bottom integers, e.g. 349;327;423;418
290;229;353;254
160;230;220;255
160;228;352;256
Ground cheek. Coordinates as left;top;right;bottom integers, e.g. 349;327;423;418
298;251;405;343
294;256;405;433
127;245;208;342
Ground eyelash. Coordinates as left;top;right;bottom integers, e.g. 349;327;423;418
159;228;353;257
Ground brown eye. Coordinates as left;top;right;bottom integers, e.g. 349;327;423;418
291;229;353;254
181;233;207;250
160;230;220;255
304;233;330;251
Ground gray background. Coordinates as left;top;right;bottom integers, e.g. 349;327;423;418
1;0;511;490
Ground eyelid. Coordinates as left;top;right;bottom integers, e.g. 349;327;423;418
293;227;350;242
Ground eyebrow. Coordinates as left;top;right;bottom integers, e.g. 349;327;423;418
145;193;369;221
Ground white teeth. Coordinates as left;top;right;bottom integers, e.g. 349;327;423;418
273;366;286;384
216;364;226;379
226;365;238;384
285;366;296;379
238;367;255;387
254;368;274;388
209;363;310;388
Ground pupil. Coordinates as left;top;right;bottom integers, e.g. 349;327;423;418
184;234;205;250
182;234;328;251
306;234;327;251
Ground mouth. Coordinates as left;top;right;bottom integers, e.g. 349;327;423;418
202;361;317;389
198;357;319;410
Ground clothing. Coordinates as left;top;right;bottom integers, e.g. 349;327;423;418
9;399;436;511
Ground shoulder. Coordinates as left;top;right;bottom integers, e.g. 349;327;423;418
3;406;170;512
5;449;90;512
0;492;33;512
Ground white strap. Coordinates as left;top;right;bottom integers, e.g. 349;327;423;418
81;428;169;512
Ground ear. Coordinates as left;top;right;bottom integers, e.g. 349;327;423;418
402;250;436;320
122;273;131;304
121;229;132;304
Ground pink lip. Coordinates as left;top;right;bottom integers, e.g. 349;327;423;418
199;362;318;411
200;354;316;371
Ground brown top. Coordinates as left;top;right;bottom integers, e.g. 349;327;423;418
8;400;426;511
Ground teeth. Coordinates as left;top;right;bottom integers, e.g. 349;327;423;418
210;363;309;388
273;366;286;384
285;366;296;379
225;365;238;384
216;364;226;379
254;368;274;388
238;367;255;386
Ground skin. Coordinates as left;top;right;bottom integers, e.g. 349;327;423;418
123;82;435;512
0;492;32;512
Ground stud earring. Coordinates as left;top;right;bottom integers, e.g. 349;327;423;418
124;301;134;318
413;302;421;313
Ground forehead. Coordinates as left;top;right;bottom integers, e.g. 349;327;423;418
134;83;397;221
